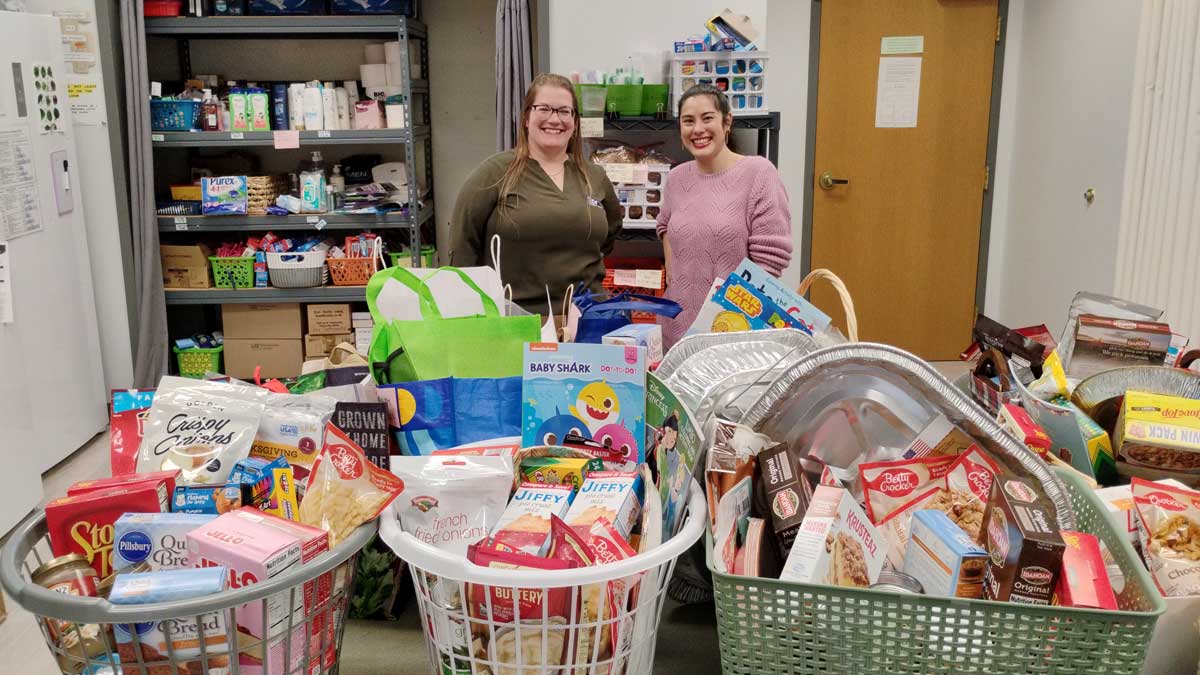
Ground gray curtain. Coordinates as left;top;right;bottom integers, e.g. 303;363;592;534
121;0;168;387
495;0;533;151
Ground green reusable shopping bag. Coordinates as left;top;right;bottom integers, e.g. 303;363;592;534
366;266;541;383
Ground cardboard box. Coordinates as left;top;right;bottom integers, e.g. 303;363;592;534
1068;314;1172;380
46;485;171;577
304;333;354;359
221;304;302;340
306;303;351;335
1115;390;1200;473
998;403;1052;459
980;467;1065;604
1054;530;1118;609
603;323;664;366
161;244;213;289
779;484;887;588
224;339;303;379
756;443;808;559
903;509;988;598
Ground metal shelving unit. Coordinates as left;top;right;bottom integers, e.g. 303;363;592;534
150;127;430;147
158;206;433;233
165;286;368;305
144;15;426;37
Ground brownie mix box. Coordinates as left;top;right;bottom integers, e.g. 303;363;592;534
980;467;1065;605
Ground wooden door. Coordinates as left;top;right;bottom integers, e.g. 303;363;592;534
809;0;999;359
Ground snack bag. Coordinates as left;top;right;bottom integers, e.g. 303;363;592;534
1131;478;1200;597
137;388;265;485
389;453;513;557
250;393;336;489
110;389;155;476
299;424;404;546
944;447;1002;541
859;455;955;523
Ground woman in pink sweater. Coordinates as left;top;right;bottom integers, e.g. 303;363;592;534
657;84;793;347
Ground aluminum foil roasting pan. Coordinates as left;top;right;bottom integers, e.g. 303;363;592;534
1071;366;1200;435
657;329;817;379
739;343;1077;530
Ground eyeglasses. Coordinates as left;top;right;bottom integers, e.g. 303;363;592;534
530;104;576;119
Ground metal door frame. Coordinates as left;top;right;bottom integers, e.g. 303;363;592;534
801;0;1010;316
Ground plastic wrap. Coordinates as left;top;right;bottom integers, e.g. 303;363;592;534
739;343;1076;530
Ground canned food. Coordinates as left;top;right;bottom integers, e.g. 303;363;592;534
31;553;113;673
871;569;924;594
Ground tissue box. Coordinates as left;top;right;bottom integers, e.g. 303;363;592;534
353;100;384;130
603;323;663;366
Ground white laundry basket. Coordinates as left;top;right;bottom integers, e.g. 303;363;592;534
380;480;706;675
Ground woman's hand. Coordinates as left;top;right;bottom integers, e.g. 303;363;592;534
662;234;672;286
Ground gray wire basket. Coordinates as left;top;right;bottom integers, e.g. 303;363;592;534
0;511;375;675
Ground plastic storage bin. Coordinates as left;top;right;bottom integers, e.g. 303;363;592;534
208;256;255;289
249;0;325;15
606;83;644;116
144;0;183;16
149;99;201;131
575;84;607;117
327;256;378;286
173;345;223;378
267;250;327;288
709;466;1164;675
642;83;671;116
671;51;768;115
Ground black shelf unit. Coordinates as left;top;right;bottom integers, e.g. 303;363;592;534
150;127;431;147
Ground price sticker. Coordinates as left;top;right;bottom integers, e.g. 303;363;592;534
175;222;188;231
603;163;635;184
318;130;331;138
230;132;244;140
306;215;319;223
174;217;187;224
580;117;604;138
151;134;164;142
315;219;327;231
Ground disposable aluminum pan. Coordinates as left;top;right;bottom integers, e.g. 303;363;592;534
656;329;817;379
1071;366;1200;435
739;343;1076;530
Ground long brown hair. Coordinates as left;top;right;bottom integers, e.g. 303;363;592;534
496;73;596;226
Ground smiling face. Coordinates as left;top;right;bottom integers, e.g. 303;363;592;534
679;93;732;161
525;84;576;158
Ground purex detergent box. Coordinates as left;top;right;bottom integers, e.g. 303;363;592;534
201;175;248;215
521;342;646;463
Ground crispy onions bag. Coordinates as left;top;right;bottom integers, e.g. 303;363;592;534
1132;478;1200;597
299;423;404;546
389;454;513;557
137;389;265;485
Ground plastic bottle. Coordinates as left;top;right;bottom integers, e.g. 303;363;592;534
321;82;338;132
201;89;219;131
335;87;350;131
302;82;324;131
330;165;346;211
300;151;327;213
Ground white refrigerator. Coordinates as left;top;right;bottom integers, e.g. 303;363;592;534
0;11;108;534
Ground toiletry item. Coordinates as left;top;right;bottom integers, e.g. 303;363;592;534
324;185;334;213
271;83;288;131
343;81;359;106
201;89;219;131
288;172;300;197
321;83;338;132
288;83;305;131
300;151;327;214
335;88;350;131
302;83;324;131
249;89;271;131
330;165;345;194
229;89;250;131
219;100;230;131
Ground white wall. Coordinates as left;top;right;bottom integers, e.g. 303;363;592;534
983;0;1141;336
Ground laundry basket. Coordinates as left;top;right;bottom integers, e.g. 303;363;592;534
709;465;1164;675
267;250;328;288
380;480;706;674
0;511;376;675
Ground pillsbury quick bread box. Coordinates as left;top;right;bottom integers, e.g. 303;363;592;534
201;176;248;215
114;512;216;571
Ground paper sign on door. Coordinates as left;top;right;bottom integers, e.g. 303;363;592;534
875;57;922;128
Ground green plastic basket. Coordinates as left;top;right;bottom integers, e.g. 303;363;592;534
641;84;670;117
575;84;607;117
605;84;643;116
173;345;223;378
709;467;1164;675
388;246;435;268
208;256;255;289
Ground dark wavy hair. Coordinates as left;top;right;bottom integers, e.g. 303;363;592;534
677;83;734;147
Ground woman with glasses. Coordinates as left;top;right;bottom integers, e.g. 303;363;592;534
450;73;622;314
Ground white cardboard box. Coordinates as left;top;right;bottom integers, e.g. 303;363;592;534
779;484;886;587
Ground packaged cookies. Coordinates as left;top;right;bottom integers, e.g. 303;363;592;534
1131;478;1200;597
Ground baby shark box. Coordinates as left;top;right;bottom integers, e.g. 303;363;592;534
521;342;647;463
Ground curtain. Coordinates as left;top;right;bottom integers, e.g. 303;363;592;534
495;0;533;151
121;0;168;387
1114;0;1200;341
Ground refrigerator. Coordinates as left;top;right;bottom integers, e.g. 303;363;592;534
0;10;108;534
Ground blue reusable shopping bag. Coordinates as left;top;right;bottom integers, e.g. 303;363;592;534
378;376;522;455
572;291;682;344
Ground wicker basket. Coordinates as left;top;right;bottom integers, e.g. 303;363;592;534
246;175;288;215
266;250;327;288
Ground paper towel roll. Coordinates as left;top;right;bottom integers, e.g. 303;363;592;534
385;61;404;86
363;43;386;65
384;41;402;64
359;63;388;87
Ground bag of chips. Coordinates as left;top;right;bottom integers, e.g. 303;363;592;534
299;424;404;546
1131;478;1200;597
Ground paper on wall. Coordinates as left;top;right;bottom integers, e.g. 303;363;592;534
0;126;42;240
875;57;922;128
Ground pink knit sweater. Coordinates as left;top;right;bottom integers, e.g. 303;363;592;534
656;156;793;346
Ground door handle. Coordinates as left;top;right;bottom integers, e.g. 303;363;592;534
819;171;849;190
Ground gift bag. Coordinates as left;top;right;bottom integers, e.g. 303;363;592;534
573;291;682;344
367;266;541;383
377;377;522;455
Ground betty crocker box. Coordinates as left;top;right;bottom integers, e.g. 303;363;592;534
46;484;170;578
779;484;887;588
187;511;305;675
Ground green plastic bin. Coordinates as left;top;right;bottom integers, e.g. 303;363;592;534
208;256;255;289
641;84;670;117
575;84;607;117
388;245;435;268
605;84;643;116
709;467;1164;675
173;345;223;378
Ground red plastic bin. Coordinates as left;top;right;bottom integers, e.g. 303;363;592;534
144;1;183;17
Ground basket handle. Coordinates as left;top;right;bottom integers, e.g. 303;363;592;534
797;268;858;341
